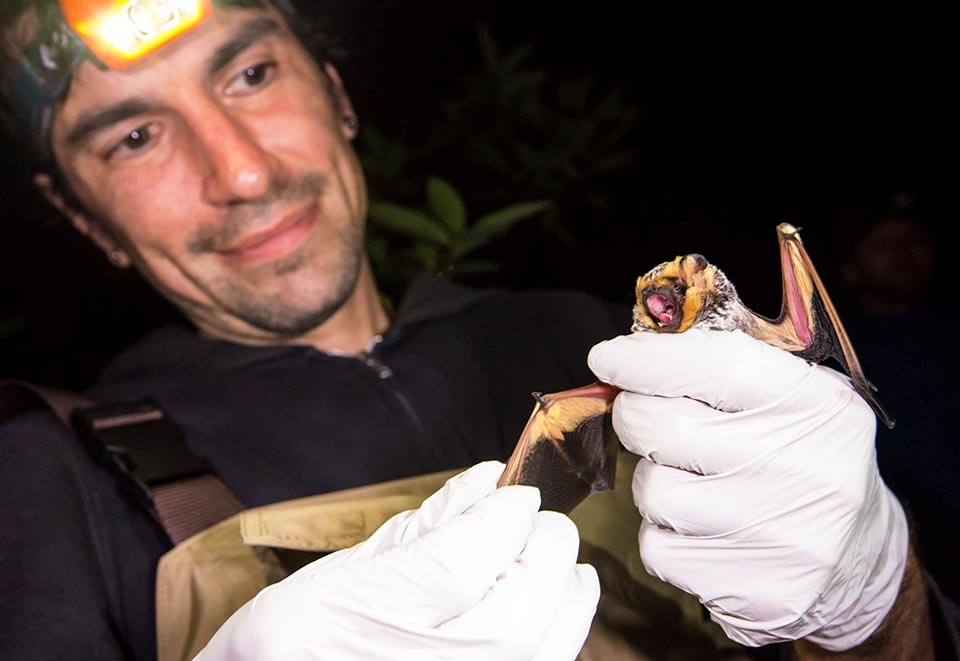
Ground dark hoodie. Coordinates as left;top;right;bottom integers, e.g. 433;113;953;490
0;274;629;659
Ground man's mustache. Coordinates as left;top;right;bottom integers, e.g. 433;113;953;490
189;173;328;253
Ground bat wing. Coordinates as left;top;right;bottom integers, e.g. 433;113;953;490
498;382;621;514
770;223;895;429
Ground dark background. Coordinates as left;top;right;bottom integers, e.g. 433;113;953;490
3;4;952;386
2;3;957;596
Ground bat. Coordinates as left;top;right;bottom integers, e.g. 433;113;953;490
499;223;894;513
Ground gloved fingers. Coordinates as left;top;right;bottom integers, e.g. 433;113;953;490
589;329;814;412
438;511;598;660
613;388;812;474
613;392;747;471
633;459;742;536
351;460;507;558
530;564;600;661
401;460;506;534
636;518;831;644
635;519;707;602
326;483;543;627
612;372;875;475
631;457;820;537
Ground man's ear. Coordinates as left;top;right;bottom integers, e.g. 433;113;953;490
323;63;358;140
33;173;132;269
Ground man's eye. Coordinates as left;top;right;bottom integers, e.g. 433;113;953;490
107;124;157;159
122;128;150;149
226;62;277;94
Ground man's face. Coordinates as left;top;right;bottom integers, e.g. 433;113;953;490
46;4;368;342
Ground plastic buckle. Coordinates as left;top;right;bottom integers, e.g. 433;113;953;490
71;399;209;510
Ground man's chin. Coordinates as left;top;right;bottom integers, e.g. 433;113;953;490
233;270;361;337
258;304;343;337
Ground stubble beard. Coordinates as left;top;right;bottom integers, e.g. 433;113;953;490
189;171;366;337
219;221;364;336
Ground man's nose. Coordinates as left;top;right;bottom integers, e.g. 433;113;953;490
193;105;277;204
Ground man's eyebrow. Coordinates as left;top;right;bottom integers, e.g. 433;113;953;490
206;17;284;78
64;98;154;147
63;17;285;148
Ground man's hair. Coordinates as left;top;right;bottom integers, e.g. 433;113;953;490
0;0;346;169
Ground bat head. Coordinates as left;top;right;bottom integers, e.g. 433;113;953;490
630;225;895;429
631;253;742;333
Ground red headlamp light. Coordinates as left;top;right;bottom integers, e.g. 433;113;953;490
59;0;213;70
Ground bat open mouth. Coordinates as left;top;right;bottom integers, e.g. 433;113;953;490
642;286;685;331
645;293;676;325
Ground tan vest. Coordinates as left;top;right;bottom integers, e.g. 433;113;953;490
156;452;748;661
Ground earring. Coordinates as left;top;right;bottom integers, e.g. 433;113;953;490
344;115;358;131
108;249;125;266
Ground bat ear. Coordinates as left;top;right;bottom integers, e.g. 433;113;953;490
680;254;708;274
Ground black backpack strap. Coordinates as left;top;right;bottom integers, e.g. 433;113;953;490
0;378;98;426
0;379;244;544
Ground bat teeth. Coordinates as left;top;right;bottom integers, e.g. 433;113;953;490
646;293;676;325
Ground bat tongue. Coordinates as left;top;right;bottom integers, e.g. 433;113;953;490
646;294;676;325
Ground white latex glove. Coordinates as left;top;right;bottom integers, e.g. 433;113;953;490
588;329;908;651
197;461;600;661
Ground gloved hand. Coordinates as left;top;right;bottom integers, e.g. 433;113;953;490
588;329;908;651
196;461;600;660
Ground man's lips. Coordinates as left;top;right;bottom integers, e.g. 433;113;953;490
219;203;317;262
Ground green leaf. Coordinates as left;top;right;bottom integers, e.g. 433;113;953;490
503;71;547;98
364;233;388;266
453;200;551;258
500;43;534;73
411;243;440;271
473;199;551;235
367;202;451;246
477;24;500;69
588;150;639;176
556;75;594;112
426;176;467;235
0;315;29;337
449;259;502;277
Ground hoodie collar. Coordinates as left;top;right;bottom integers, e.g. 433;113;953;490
97;272;496;384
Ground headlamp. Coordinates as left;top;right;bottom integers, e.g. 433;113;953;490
0;0;214;163
60;0;212;69
1;0;304;164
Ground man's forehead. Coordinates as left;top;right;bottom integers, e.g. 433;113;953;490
56;5;289;129
78;4;286;82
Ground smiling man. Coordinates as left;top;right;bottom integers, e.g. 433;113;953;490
0;1;952;660
35;3;383;351
0;3;607;659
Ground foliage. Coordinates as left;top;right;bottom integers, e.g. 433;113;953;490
437;25;639;213
357;23;640;292
366;176;551;293
0;314;29;338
